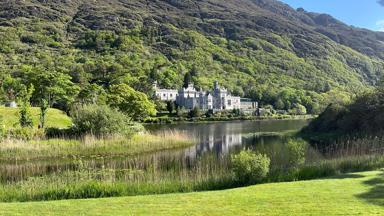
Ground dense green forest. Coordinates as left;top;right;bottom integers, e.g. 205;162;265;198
1;0;384;114
304;82;384;136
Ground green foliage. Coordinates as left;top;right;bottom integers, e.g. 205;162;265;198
231;150;271;183
71;105;138;137
188;107;201;118
21;67;80;110
166;101;176;114
6;127;43;140
183;72;192;88
77;84;106;105
39;99;49;129
304;86;384;135
18;85;34;128
286;139;307;167
0;115;4;139
0;0;382;116
289;104;307;115
107;84;156;120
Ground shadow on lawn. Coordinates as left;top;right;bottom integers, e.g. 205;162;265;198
324;173;366;180
356;171;384;206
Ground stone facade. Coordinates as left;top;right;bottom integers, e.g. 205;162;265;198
153;82;178;101
154;81;255;112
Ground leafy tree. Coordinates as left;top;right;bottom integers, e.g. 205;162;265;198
289;103;307;115
274;98;285;110
2;76;23;102
183;72;192;88
166;101;176;114
39;99;49;129
18;85;34;128
77;84;106;105
107;84;157;120
22;67;80;109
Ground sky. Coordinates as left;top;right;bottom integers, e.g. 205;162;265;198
279;0;384;31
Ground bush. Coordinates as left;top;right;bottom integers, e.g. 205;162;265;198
188;107;201;118
286;139;307;167
71;105;143;137
231;150;271;184
6;127;44;140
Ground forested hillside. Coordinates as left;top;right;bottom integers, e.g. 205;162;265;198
1;0;384;113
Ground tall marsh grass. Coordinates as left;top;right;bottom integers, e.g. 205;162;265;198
2;133;384;202
0;130;194;161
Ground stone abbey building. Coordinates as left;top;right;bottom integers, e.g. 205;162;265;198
154;81;258;112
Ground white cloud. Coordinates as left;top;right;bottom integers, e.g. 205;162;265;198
376;20;384;31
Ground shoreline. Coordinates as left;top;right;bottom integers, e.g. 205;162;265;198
143;114;316;125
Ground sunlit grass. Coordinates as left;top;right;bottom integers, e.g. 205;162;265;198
0;131;195;161
1;171;383;215
0;107;72;128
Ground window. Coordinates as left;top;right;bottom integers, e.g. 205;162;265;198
228;100;232;106
163;94;166;97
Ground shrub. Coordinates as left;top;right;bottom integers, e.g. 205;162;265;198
286;139;307;167
71;105;143;137
188;107;201;118
231;150;271;184
6;127;44;140
18;85;34;128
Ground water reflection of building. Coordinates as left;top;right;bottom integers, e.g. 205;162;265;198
183;123;243;159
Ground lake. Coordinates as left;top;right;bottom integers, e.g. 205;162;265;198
146;119;310;159
1;119;311;184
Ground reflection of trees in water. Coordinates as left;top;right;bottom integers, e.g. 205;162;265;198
3;120;313;184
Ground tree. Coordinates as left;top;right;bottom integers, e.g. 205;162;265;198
18;85;34;128
289;103;307;115
22;67;80;110
39;99;49;129
188;107;201;118
166;101;175;114
190;64;199;77
183;72;192;88
77;84;106;105
107;84;157;120
2;76;23;102
274;98;285;110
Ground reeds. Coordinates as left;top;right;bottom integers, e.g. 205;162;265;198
0;130;195;161
1;134;384;202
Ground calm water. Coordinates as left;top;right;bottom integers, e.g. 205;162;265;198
146;119;310;159
1;120;312;183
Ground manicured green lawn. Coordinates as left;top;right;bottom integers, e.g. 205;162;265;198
0;107;72;128
1;171;383;215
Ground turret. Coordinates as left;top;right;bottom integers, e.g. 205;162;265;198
214;81;219;90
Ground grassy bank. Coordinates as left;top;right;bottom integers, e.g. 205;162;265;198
0;131;194;161
1;170;383;215
1;151;384;202
0;107;72;128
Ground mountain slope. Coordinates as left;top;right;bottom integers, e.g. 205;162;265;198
0;0;383;113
